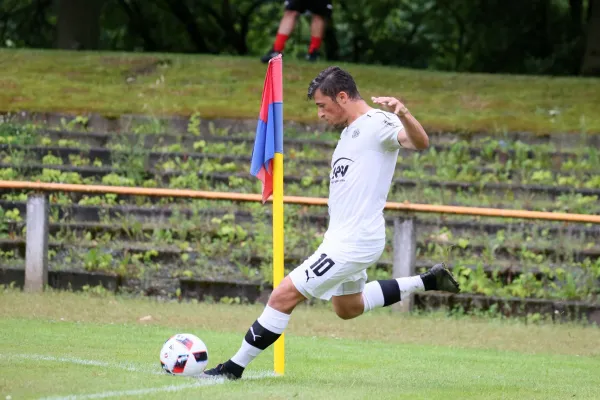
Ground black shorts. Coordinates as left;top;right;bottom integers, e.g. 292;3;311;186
284;0;333;18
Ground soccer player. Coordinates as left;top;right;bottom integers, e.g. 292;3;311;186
261;0;332;63
202;66;460;380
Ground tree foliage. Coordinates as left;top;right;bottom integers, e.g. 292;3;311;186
0;0;597;76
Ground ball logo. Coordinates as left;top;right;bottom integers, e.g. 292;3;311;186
352;129;360;138
330;157;354;183
176;336;194;350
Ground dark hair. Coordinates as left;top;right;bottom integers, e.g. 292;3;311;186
307;66;361;101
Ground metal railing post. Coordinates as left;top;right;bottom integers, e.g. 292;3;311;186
24;193;49;292
392;215;417;312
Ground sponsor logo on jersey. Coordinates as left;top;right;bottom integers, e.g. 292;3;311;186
330;157;354;184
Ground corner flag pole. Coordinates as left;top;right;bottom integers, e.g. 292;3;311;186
273;155;285;376
271;56;285;376
249;54;285;376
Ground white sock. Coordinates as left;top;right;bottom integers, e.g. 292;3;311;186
257;305;290;333
230;305;290;367
362;281;385;312
229;340;262;368
362;276;425;313
396;276;425;296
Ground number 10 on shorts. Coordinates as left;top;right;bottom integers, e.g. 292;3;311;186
307;253;335;277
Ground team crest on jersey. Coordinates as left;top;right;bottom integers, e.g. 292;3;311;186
352;129;360;138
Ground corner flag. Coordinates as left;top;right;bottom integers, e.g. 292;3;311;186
250;54;285;375
250;55;284;203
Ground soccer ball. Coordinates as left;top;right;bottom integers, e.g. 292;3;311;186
160;333;208;376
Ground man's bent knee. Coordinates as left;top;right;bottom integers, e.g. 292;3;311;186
332;294;364;320
334;309;361;320
267;276;306;314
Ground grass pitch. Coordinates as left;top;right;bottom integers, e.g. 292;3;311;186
1;49;600;134
1;289;599;400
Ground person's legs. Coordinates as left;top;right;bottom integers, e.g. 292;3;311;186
203;241;360;379
202;276;305;379
266;275;307;313
261;0;305;62
305;0;332;60
273;10;299;52
331;292;364;320
333;264;460;319
307;14;325;57
202;248;461;379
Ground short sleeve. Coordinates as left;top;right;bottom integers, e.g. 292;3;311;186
375;112;404;151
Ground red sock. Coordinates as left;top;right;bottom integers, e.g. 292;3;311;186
273;34;289;52
309;36;322;53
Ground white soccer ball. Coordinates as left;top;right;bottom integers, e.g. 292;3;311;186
160;333;208;376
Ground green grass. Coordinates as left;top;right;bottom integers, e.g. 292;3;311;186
1;290;600;399
1;49;600;134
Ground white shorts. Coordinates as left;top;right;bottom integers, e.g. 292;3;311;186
289;239;384;300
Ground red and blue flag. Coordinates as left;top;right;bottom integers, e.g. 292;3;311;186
250;55;283;203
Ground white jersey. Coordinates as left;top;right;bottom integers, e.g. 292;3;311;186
324;109;403;250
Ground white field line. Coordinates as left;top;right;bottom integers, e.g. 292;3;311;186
0;353;276;400
40;372;277;400
1;353;161;375
39;382;219;400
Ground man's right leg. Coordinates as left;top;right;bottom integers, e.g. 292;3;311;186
304;0;332;61
201;276;306;379
306;14;325;61
361;264;460;314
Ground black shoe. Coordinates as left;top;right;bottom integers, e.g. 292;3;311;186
261;49;282;63
422;263;460;293
200;361;244;380
306;50;319;62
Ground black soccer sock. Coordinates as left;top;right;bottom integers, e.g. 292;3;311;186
229;305;290;368
376;279;401;306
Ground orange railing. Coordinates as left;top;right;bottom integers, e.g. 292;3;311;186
4;178;599;313
1;180;599;224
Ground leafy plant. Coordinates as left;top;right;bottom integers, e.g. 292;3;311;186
0;168;18;180
68;154;90;166
35;169;83;184
101;173;136;186
41;153;64;165
187;112;202;136
84;249;113;272
60;115;89;131
108;134;148;184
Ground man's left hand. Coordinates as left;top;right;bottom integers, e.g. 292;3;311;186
371;96;409;116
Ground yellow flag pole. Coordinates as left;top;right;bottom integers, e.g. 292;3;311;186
272;152;285;375
266;54;284;376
